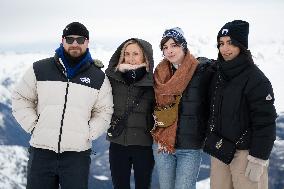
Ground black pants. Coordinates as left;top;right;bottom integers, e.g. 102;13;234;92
26;147;91;189
109;142;154;189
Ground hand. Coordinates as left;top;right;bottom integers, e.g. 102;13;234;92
245;159;264;182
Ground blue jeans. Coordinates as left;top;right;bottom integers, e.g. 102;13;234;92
153;144;201;189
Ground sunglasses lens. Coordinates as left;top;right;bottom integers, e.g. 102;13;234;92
65;37;75;44
65;37;86;44
76;37;86;44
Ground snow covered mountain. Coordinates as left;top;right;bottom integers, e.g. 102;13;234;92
0;45;283;188
0;146;28;189
269;115;284;189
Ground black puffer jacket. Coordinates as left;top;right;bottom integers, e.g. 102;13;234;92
208;53;277;160
105;38;155;146
176;57;213;149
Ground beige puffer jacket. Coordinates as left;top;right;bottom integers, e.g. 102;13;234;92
12;56;113;153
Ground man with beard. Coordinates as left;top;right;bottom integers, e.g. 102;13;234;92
12;22;113;189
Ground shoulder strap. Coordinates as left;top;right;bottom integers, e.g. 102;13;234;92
235;130;248;145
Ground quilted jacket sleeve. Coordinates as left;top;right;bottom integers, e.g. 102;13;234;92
12;66;38;133
89;76;114;140
246;72;277;160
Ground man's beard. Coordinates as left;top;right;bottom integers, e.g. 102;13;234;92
67;47;83;57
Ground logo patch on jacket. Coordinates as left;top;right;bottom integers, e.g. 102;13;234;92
266;94;272;101
80;77;91;84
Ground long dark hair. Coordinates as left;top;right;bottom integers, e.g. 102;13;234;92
240;46;254;64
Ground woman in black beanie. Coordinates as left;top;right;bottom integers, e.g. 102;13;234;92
205;20;277;189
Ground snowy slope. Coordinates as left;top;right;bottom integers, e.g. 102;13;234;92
0;52;49;105
0;146;28;189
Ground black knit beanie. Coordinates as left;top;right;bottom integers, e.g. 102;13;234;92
217;20;249;49
161;27;187;51
62;22;89;39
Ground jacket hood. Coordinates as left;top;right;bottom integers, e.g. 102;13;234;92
106;38;154;86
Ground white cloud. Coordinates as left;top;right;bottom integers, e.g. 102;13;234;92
1;0;284;51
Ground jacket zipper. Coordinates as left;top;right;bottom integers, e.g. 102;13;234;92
217;95;223;132
58;79;70;153
123;85;133;144
31;114;41;135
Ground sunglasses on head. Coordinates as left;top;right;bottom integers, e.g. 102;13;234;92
65;36;86;45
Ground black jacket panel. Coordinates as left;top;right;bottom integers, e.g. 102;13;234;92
176;57;213;149
33;56;105;90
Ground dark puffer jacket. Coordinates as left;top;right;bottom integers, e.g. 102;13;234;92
105;38;155;146
176;57;213;149
208;54;277;160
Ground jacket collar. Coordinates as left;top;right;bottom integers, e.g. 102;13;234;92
54;54;92;79
55;44;93;79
